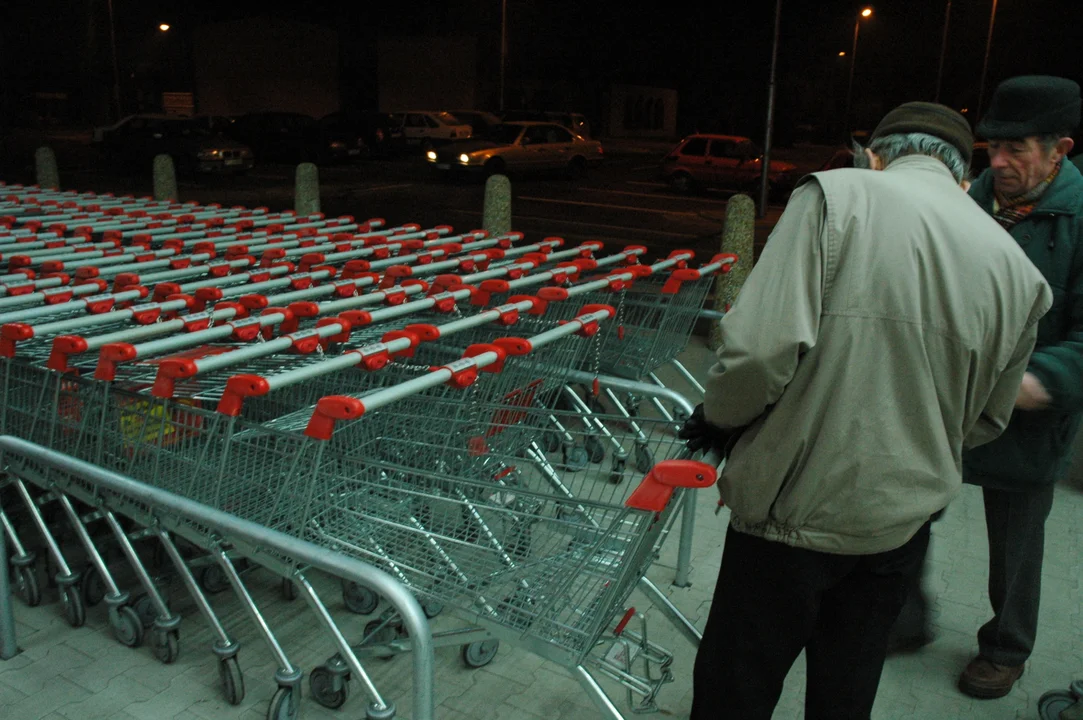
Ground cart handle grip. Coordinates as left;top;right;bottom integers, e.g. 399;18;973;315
625;460;718;513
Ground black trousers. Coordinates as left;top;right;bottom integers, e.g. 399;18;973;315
691;523;931;720
977;484;1056;666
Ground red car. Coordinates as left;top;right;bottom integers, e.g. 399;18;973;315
661;134;796;196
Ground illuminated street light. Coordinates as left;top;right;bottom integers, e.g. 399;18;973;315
843;6;874;139
838;51;847;57
159;23;170;32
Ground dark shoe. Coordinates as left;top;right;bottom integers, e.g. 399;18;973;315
958;656;1025;699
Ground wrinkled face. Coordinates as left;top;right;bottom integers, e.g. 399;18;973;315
987;136;1073;196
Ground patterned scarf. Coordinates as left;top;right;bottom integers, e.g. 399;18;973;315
992;161;1062;230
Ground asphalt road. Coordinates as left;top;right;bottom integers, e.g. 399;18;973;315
21;141;839;263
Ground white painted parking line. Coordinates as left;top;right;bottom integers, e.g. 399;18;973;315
517;196;709;218
444;208;704;238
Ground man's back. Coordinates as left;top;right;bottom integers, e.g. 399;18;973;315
706;155;1051;555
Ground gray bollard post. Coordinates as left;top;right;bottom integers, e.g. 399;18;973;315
0;521;18;660
295;163;321;216
708;193;755;351
482;174;512;237
153;154;178;202
34;147;59;190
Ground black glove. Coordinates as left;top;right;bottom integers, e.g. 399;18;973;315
678;403;734;454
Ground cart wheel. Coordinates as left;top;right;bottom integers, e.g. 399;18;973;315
461;640;499;668
152;628;181;664
61;583;86;627
81;565;105;606
1039;690;1078;720
267;686;298;720
112;605;144;648
133;593;160;629
608;469;625;484
200;565;230;594
310;665;349;709
671;405;690;424
634;444;654;474
13;564;41;607
541;428;562;453
584;435;606;464
363;619;400;659
218;656;246;706
281;577;297;602
421;598;444;619
343;581;380;615
562;445;589;471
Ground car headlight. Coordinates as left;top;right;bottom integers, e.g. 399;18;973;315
197;149;222;160
426;150;438;161
459;153;471;164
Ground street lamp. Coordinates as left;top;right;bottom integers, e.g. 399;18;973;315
843;6;873;139
977;0;999;122
838;51;847;57
934;1;952;102
106;0;123;120
159;23;171;32
758;0;783;218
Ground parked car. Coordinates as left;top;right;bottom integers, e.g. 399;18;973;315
450;110;503;137
320;111;405;157
386;111;473;150
95;114;253;175
820;147;855;171
661;134;796;195
501;110;592;138
426;121;603;179
226;111;364;164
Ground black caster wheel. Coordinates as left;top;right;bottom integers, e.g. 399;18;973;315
267;686;299;720
363;619;402;659
61;583;86;628
461;639;499;668
310;665;350;709
133;593;163;629
199;565;230;594
608;469;625;484
81;565;105;607
584;435;606;464
562;445;589;471
218;655;246;705
13;563;41;606
343;580;379;614
634;444;654;473
1039;690;1078;720
421;598;444;618
112;605;144;647
152;628;180;664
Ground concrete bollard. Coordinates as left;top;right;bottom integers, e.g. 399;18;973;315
34;147;59;190
708;193;755;351
482;174;512;237
295;163;321;216
152;154;178;202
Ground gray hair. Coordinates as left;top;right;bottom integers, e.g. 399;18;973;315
852;131;969;183
1037;132;1073;153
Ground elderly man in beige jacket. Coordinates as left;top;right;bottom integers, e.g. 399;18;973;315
685;102;1053;720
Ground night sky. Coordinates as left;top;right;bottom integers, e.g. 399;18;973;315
3;0;1082;135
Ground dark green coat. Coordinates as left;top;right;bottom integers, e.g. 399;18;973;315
964;160;1083;488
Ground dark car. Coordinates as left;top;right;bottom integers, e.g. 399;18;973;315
226;111;364;164
319;111;405;158
661;134;796;196
95;114;253;175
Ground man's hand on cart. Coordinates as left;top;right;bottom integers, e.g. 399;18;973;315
678;403;737;455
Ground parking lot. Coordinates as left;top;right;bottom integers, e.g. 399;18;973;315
5;134;838;262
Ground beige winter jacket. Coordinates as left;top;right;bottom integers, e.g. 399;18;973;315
704;155;1052;555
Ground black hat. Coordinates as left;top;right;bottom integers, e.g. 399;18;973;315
977;75;1081;139
871;101;974;166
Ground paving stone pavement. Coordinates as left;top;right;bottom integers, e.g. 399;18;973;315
2;339;1082;719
